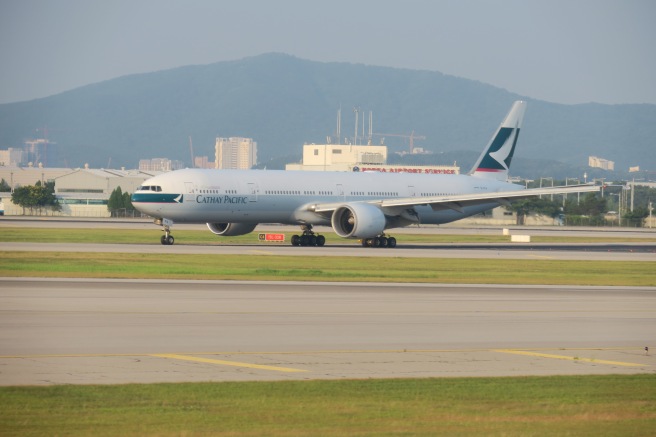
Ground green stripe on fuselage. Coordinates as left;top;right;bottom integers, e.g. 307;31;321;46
131;193;182;203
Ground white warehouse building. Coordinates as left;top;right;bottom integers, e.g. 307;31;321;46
0;167;160;217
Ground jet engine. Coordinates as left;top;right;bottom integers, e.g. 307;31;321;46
206;222;257;236
331;203;386;239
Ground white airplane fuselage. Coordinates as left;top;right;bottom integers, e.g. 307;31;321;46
133;168;521;227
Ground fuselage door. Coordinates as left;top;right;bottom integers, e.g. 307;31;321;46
184;182;196;202
408;185;416;197
336;183;345;200
248;183;258;202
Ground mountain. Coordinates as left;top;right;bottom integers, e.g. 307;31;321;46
0;53;654;179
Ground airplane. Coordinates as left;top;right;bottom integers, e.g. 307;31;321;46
131;101;599;247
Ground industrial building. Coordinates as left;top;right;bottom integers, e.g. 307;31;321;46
0;166;159;217
286;143;459;174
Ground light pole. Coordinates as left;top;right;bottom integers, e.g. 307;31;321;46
540;177;554;200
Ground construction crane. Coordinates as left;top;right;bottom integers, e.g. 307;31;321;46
188;136;195;168
372;131;426;153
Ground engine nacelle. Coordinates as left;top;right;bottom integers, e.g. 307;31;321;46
206;222;257;236
331;203;386;239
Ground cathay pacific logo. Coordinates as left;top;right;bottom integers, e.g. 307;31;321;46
174;194;183;203
196;195;248;204
477;127;520;171
489;127;518;171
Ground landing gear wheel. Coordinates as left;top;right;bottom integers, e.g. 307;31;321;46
291;224;325;247
363;234;396;248
161;234;174;245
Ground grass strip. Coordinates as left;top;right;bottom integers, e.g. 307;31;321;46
1;251;654;285
1;227;655;245
1;375;654;436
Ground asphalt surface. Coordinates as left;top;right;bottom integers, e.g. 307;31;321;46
1;218;654;385
1;279;654;385
2;241;655;261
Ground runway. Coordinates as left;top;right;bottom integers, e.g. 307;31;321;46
2;241;655;261
2;217;655;261
1;278;654;385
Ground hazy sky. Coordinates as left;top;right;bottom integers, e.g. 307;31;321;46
1;0;654;105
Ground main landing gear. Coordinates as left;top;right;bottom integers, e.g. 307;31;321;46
361;234;397;248
291;225;325;247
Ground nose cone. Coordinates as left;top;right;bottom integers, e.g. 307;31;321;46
130;191;160;216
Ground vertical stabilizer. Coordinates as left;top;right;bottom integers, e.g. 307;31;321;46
469;101;526;181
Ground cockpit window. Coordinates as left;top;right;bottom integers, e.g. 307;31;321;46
138;185;163;192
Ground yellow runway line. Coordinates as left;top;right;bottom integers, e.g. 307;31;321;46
494;349;647;367
152;353;308;373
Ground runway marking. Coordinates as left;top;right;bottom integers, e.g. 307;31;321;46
494;349;647;367
151;353;308;373
0;347;641;360
249;250;275;255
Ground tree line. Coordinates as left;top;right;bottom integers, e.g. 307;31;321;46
508;184;655;227
2;179;61;215
107;186;136;217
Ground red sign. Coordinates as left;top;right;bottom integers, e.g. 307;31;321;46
258;233;285;242
358;167;457;174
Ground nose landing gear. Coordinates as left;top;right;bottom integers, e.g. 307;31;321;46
155;218;175;245
160;231;174;245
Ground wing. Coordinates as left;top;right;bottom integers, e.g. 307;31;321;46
307;184;600;216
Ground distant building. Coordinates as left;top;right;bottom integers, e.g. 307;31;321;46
0;148;24;167
589;156;615;171
215;137;257;170
0;164;73;191
286;143;459;174
193;156;214;169
286;144;386;171
138;158;185;172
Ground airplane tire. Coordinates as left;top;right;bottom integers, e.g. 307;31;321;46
316;235;326;246
300;235;309;246
161;235;167;245
291;235;300;246
309;235;317;246
372;237;381;248
379;237;388;248
387;237;397;248
166;235;174;245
